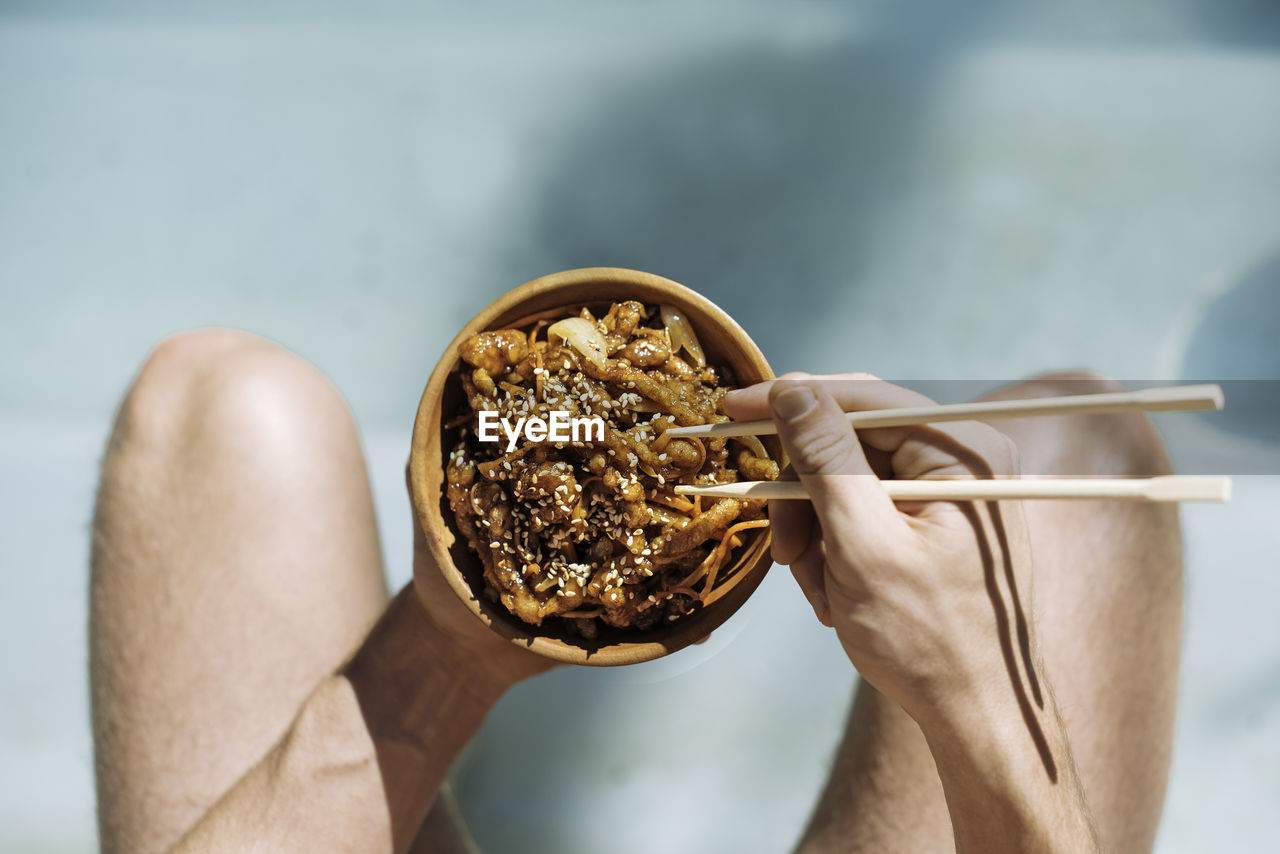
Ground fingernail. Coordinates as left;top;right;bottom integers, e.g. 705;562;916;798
723;388;743;403
772;386;817;421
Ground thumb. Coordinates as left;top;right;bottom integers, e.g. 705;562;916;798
768;380;902;560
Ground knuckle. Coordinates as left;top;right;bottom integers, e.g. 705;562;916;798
974;426;1020;474
769;375;811;403
794;426;859;474
995;431;1021;473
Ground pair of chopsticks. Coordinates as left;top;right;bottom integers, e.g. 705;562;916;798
670;384;1231;504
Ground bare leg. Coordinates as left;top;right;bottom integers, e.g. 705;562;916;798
796;372;1182;853
90;329;476;854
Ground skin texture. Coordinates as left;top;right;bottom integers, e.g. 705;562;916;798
90;329;549;854
90;331;1180;853
724;373;1181;854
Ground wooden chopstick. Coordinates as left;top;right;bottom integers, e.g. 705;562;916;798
674;476;1232;503
663;384;1224;439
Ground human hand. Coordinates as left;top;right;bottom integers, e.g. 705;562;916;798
723;374;1036;727
405;467;557;694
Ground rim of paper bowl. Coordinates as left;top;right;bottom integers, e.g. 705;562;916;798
408;267;777;666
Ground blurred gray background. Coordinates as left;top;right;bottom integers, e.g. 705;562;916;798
2;1;1279;851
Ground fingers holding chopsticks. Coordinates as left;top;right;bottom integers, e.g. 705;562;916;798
763;378;907;569
767;465;814;565
728;375;1043;721
726;373;1018;481
730;374;909;572
722;371;887;419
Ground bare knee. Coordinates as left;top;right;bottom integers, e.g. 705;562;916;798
112;328;355;460
1012;379;1184;853
987;371;1174;477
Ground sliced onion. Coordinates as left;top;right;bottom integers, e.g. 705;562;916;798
730;434;769;460
660;304;706;368
548;316;608;370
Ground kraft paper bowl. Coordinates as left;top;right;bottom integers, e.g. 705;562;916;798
408;267;776;666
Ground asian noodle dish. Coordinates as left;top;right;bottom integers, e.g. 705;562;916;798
445;300;779;638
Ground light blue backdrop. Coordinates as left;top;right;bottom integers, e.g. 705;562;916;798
2;2;1278;851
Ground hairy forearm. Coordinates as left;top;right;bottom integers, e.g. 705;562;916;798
918;672;1100;854
169;587;501;854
